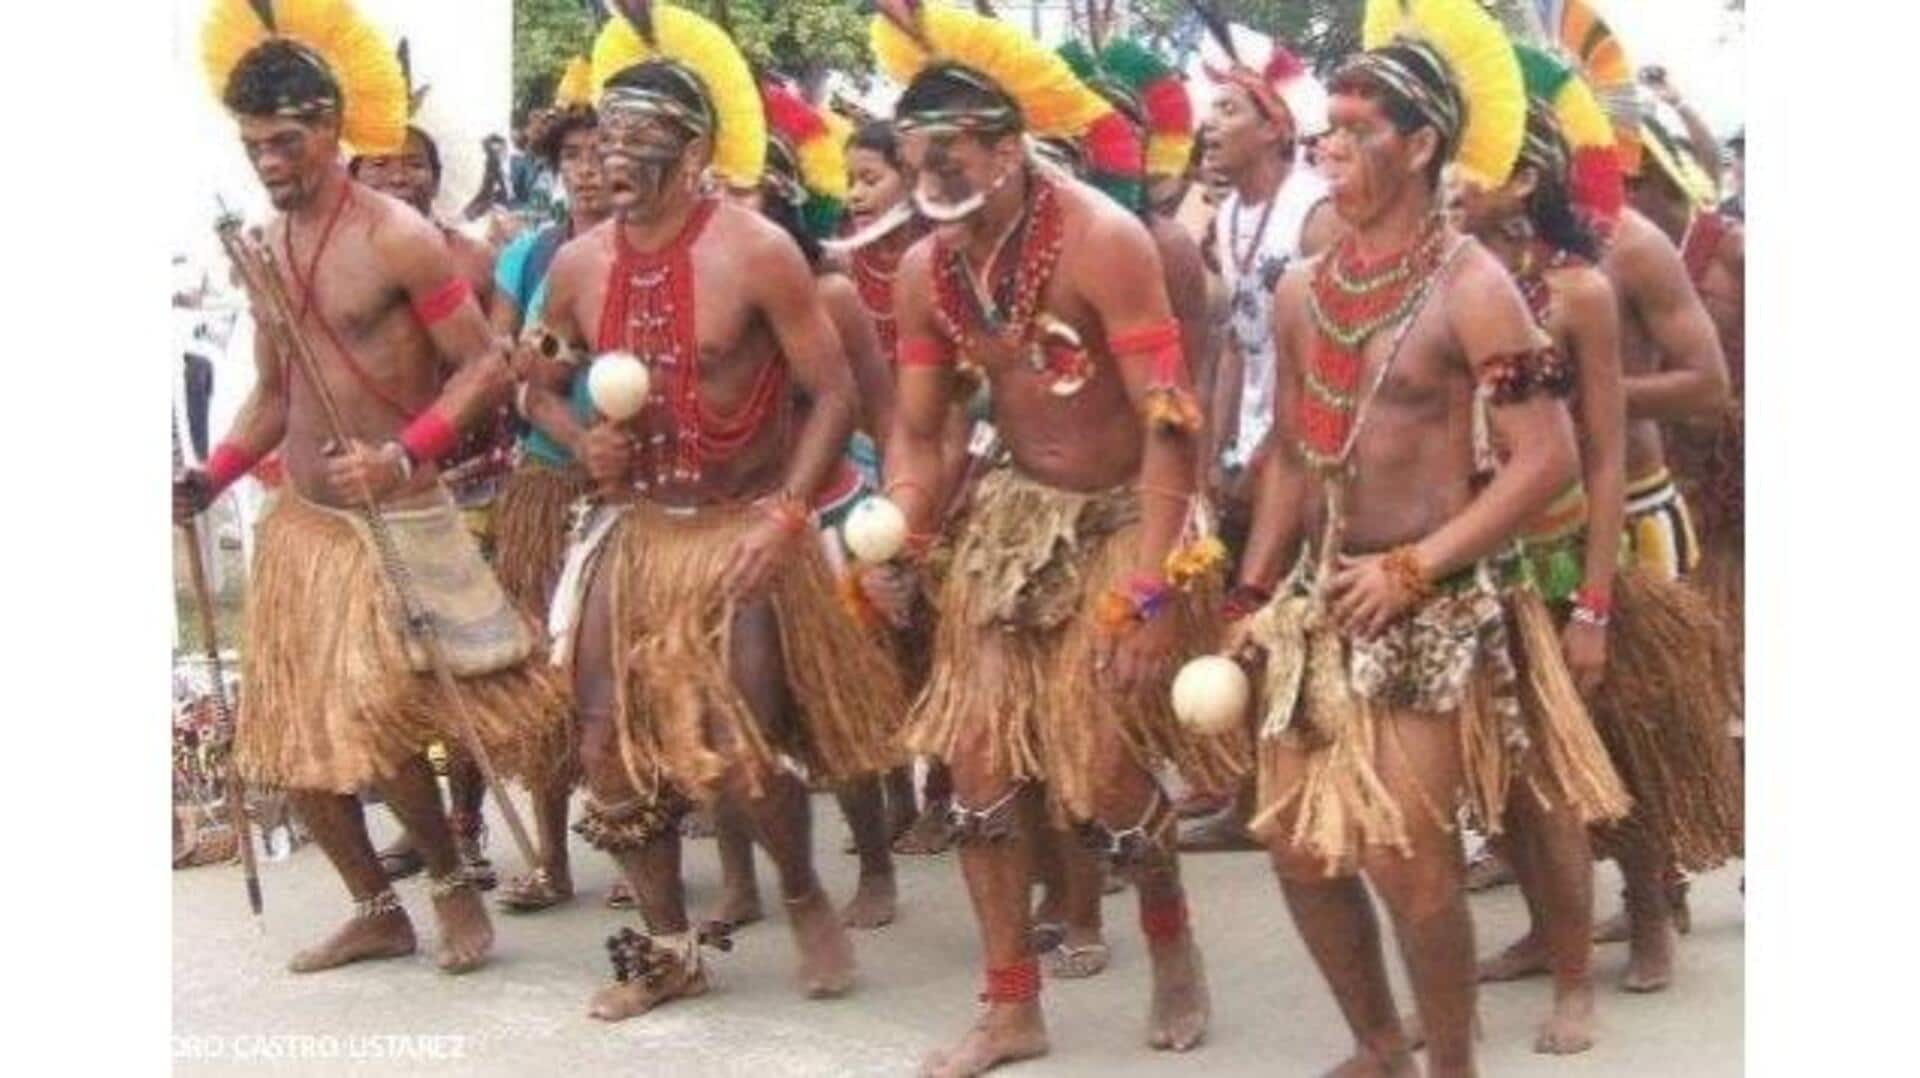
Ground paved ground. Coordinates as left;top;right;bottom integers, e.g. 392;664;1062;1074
174;797;1742;1076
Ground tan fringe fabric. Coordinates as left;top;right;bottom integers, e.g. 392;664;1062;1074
1247;601;1409;875
492;463;593;617
1506;589;1634;825
236;495;568;795
1244;583;1524;877
603;499;907;805
1589;566;1745;870
1694;535;1745;735
904;469;1248;822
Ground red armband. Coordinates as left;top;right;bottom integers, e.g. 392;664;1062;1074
1109;319;1185;384
399;408;458;465
411;277;472;327
1572;584;1614;620
204;442;258;497
897;334;953;369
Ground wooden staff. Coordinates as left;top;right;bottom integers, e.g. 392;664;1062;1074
173;413;265;928
212;199;543;878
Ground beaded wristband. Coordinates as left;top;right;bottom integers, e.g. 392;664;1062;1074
1222;582;1274;623
1571;584;1614;620
1381;545;1432;603
762;491;810;536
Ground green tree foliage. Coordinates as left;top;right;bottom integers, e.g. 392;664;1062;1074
512;0;873;121
1132;0;1365;77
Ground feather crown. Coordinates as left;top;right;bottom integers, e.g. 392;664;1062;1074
872;1;1108;139
200;0;408;155
591;1;766;189
1358;0;1527;191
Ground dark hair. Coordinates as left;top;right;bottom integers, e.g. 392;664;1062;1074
604;61;713;132
763;193;824;271
1328;51;1455;190
462;142;510;221
896;65;1022;140
347;126;443;187
534;105;598;170
1525;166;1600;263
223;41;340;121
850;120;902;170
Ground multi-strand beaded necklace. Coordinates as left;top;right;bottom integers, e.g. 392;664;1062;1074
930;175;1073;387
595;198;787;489
1298;216;1452;468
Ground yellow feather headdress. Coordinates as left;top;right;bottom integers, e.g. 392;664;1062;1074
590;1;765;190
1639;108;1719;210
200;0;408;156
554;56;595;110
1359;0;1526;191
870;1;1108;139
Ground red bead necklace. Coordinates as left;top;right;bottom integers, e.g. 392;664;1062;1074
931;175;1067;377
596;198;787;488
1299;216;1451;467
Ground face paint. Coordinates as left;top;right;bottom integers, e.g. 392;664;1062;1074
597;108;697;219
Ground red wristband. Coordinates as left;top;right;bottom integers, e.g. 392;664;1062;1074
399;408;458;465
411;277;472;327
898;334;953;369
203;442;258;497
980;959;1041;1004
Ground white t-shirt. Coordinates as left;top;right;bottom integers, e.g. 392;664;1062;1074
1214;168;1329;470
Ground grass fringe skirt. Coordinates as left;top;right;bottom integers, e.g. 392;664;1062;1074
237;495;568;794
603;500;907;805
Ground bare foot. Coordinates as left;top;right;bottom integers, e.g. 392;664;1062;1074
606;879;636;910
587;963;709;1021
1146;933;1209;1052
920;1002;1049;1077
1042;924;1109;980
1321;1046;1419;1077
1477;931;1550;982
1593;908;1629;944
787;890;856;998
287;906;416;973
894;803;954;856
1535;982;1597;1054
1622;920;1674;993
430;884;495;974
710;882;765;930
840;871;898;930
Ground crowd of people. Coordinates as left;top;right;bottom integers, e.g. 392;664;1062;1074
175;1;1744;1075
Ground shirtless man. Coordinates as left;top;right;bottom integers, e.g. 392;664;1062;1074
353;118;514;894
1457;87;1631;1055
869;6;1242;1071
1227;24;1576;1076
527;9;902;1021
179;3;562;975
1031;36;1223;981
1631;111;1745;742
1591;122;1732;988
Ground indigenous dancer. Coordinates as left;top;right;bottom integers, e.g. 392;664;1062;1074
183;0;563;975
1454;55;1635;1052
718;78;905;931
486;59;617;914
842;119;964;860
1193;9;1340;555
1032;33;1218;982
1632;108;1745;745
1225;2;1577;1073
530;1;903;1021
870;4;1244;1072
1593;87;1737;985
350;38;512;894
